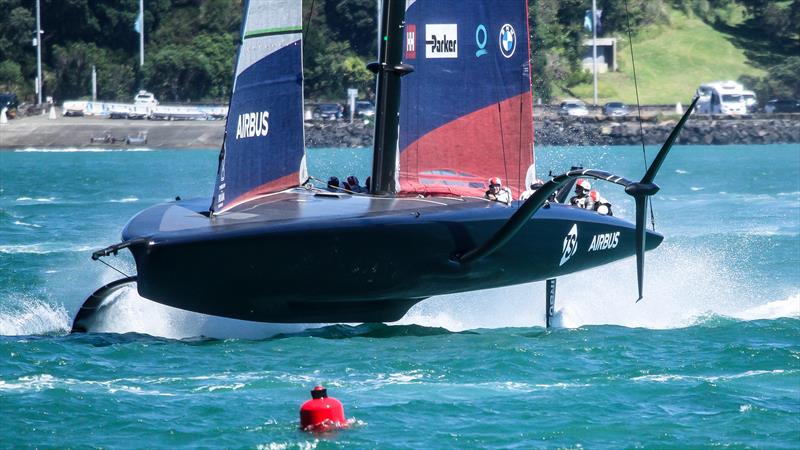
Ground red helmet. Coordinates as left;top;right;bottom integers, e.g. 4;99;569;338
576;179;591;191
489;177;502;186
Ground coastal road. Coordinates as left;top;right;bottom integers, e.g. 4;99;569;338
0;113;225;149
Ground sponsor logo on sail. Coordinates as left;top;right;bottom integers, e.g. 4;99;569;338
499;24;516;58
235;111;270;139
588;231;620;252
475;24;488;57
425;24;457;59
559;224;579;266
406;24;416;59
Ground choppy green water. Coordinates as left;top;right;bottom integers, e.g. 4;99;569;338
1;145;798;448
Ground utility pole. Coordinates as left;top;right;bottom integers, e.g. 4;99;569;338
35;0;42;105
592;0;598;106
92;65;97;101
139;0;144;67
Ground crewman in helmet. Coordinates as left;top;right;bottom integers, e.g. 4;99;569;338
520;179;545;201
569;178;592;208
344;175;364;193
326;176;341;192
485;177;512;205
590;189;613;216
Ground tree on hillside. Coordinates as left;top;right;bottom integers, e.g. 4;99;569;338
0;1;35;94
51;42;135;100
143;44;213;101
740;57;800;102
323;0;376;58
737;0;800;49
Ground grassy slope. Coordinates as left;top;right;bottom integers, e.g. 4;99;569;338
562;8;766;105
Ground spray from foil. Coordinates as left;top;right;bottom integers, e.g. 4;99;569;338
84;285;315;340
400;242;800;331
0;297;71;336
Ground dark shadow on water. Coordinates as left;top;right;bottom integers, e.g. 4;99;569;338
41;323;477;345
273;323;478;340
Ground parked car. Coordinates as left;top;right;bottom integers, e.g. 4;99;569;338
742;90;757;112
764;99;800;114
0;92;19;118
602;102;629;117
355;100;375;118
559;100;589;117
313;103;343;120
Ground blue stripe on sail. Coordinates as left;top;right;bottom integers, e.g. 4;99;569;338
213;41;304;211
399;0;531;150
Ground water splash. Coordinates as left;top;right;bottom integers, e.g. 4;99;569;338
400;242;799;331
83;282;317;340
0;297;70;336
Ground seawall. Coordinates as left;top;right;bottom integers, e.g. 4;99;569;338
1;112;797;149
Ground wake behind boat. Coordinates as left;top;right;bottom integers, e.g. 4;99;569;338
72;0;696;332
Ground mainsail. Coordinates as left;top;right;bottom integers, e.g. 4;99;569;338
212;0;305;213
399;0;533;197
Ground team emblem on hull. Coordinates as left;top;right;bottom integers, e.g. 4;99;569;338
560;224;579;266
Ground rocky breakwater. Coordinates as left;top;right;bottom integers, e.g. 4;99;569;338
536;114;799;146
303;114;798;148
304;120;374;148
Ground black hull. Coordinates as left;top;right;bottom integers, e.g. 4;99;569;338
120;190;662;322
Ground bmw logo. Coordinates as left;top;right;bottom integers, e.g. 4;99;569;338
499;24;516;58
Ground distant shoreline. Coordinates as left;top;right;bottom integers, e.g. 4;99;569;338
1;112;797;149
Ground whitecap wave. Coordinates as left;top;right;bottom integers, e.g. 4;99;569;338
109;197;139;203
15;196;55;203
675;169;689;174
0;374;175;396
632;369;789;384
13;220;43;228
0;243;95;254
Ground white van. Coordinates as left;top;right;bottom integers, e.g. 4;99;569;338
133;90;158;107
695;81;747;115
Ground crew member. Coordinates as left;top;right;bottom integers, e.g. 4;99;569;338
569;179;592;208
345;175;364;193
590;190;613;216
485;177;512;205
326;176;340;192
520;179;545;201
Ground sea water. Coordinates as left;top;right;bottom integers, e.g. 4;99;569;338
0;144;798;448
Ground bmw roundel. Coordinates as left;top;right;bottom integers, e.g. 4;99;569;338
499;24;516;58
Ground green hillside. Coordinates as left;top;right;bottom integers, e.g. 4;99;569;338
564;9;766;105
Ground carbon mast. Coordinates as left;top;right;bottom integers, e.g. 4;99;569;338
368;0;413;195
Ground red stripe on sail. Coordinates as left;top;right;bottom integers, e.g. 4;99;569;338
399;93;533;198
217;171;299;212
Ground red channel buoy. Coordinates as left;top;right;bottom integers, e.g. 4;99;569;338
299;386;348;432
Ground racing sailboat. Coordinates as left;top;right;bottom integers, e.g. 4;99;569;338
72;0;697;331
